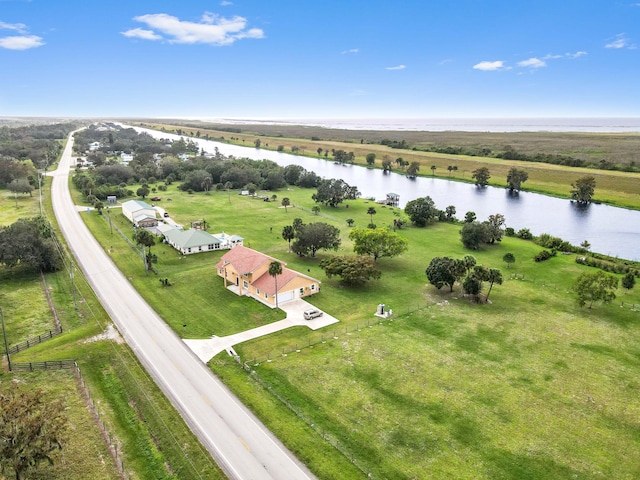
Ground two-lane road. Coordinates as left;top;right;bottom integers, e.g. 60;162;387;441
52;133;315;480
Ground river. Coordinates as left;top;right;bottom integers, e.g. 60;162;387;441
129;126;639;262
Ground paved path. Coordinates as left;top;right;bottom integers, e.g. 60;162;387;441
184;299;339;362
52;132;316;480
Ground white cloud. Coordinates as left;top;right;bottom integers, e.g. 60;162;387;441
605;33;635;49
220;1;233;5
0;35;44;50
566;51;587;58
341;48;358;54
385;64;406;70
473;60;506;71
518;57;546;68
0;21;27;33
124;12;264;46
121;28;162;41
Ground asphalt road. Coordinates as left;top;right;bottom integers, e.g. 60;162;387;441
51;133;316;480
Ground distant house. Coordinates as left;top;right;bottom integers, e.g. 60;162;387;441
120;153;134;164
216;245;320;307
88;142;101;151
121;200;158;227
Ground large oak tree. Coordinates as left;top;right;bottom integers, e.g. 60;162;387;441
0;387;68;480
349;227;408;262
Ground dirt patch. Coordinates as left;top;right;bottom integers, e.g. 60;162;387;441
83;324;124;344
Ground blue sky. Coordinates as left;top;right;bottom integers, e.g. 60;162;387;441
1;0;638;119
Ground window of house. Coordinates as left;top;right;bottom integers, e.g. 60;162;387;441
187;248;191;253
310;284;315;291
243;281;248;288
256;288;260;295
300;288;304;295
265;292;268;299
199;246;202;251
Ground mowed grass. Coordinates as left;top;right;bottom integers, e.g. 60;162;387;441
0;189;41;225
0;269;57;343
219;227;640;479
0;370;121;480
82;184;640;479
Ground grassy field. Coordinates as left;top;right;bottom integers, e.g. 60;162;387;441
0;370;121;480
131;120;640;210
1;179;227;479
0;189;41;225
81;183;640;479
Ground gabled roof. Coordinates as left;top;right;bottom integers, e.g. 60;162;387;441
156;223;175;234
122;199;153;212
133;213;157;223
164;229;220;249
216;245;281;274
251;267;299;295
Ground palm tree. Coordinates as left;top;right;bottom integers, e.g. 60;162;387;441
224;181;233;202
268;261;283;308
281;197;290;212
485;268;503;301
282;225;295;252
367;207;377;225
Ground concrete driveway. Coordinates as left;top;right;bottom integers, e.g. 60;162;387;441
184;299;339;363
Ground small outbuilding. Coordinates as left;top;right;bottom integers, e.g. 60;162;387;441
385;193;400;206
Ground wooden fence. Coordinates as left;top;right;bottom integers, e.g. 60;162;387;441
8;326;63;355
10;359;76;371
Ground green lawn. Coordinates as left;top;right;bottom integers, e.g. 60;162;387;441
82;184;640;479
0;189;41;225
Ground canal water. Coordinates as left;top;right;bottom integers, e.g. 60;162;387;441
130;126;639;261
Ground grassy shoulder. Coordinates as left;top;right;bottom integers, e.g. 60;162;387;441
135;121;640;210
81;183;640;479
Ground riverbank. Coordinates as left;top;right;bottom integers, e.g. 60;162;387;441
127;119;640;211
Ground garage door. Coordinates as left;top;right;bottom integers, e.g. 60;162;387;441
276;290;294;304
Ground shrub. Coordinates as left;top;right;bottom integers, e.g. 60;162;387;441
505;227;515;237
517;228;533;240
534;250;555;262
622;272;636;289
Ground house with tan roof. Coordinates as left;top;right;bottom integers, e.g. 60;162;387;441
216;245;320;307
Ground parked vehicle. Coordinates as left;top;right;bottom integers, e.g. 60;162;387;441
303;309;323;320
164;212;169;217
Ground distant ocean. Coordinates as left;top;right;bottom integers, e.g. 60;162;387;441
203;117;640;133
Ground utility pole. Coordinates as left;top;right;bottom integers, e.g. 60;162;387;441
38;171;44;216
70;263;77;310
107;206;113;235
1;307;11;372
